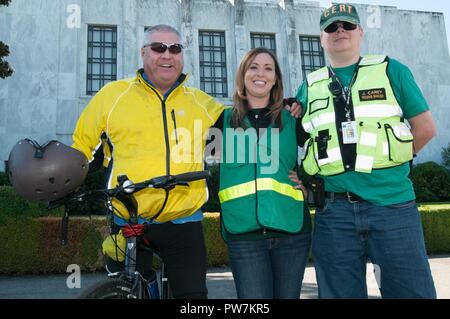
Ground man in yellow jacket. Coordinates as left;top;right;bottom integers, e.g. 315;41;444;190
72;24;224;299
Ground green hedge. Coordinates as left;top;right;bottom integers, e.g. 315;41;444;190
0;217;106;274
0;171;11;186
0;207;449;275
419;205;450;254
0;214;228;275
411;162;450;202
0;186;62;223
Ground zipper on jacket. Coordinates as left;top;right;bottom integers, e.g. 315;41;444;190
143;85;171;175
161;100;171;174
138;71;187;175
253;112;261;235
171;109;179;145
252;112;269;236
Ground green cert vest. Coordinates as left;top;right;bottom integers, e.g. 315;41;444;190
301;55;414;176
219;108;304;235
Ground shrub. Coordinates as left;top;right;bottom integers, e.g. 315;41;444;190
420;208;450;254
203;213;228;267
0;217;41;274
0;171;11;186
0;216;105;275
0;214;228;274
0;186;62;223
411;162;450;203
1;208;450;274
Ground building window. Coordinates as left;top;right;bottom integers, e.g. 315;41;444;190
86;25;117;95
250;33;276;55
299;36;325;79
199;31;227;98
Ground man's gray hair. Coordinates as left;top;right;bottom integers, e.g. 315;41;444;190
143;24;181;47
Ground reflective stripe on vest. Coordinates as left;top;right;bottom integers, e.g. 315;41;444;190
302;55;413;175
219;178;304;204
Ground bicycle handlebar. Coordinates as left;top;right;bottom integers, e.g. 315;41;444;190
49;170;211;209
50;170;211;245
128;170;211;194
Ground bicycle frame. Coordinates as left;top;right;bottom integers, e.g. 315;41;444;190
53;170;210;299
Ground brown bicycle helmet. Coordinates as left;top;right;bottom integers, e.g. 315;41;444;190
8;139;89;202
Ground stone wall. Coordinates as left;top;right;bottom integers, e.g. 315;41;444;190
0;0;448;166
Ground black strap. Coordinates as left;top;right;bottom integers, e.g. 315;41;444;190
315;129;331;160
25;138;58;159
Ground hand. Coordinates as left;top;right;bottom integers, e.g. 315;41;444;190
283;98;303;118
288;170;308;198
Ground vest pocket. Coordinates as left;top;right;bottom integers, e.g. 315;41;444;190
301;138;320;175
309;97;330;115
384;123;414;163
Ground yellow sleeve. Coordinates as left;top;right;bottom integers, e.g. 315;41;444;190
72;90;108;162
194;89;225;127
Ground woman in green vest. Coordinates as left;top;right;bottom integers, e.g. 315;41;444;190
217;48;311;299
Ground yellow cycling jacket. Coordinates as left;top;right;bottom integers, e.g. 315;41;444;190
72;69;224;222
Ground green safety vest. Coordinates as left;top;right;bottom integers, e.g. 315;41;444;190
301;55;414;176
219;108;304;235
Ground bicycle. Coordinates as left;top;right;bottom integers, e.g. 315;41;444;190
48;170;210;299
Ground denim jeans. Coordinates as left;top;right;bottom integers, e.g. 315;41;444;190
227;232;311;299
312;198;436;299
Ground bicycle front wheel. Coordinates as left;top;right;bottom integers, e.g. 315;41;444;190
79;279;137;299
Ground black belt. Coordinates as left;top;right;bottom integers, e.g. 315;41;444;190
325;191;363;203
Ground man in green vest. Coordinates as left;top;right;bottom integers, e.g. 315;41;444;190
295;3;437;298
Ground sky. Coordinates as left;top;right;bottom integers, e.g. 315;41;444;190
315;0;450;54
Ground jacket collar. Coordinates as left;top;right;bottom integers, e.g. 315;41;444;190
136;68;188;99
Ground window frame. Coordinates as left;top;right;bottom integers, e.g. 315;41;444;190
299;35;326;80
86;25;118;95
198;30;228;98
250;32;277;55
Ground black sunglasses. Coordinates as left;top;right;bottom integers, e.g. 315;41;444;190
143;42;184;54
324;21;358;33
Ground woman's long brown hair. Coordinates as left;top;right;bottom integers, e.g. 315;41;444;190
231;47;284;129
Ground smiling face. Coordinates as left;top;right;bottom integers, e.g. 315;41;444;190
243;52;277;108
141;30;184;94
320;22;364;66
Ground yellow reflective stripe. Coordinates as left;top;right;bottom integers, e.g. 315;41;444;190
257;178;304;201
219;178;303;203
219;181;255;203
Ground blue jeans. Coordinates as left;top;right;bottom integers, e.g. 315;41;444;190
227;232;311;299
312;198;436;299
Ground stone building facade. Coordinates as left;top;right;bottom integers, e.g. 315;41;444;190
0;0;449;168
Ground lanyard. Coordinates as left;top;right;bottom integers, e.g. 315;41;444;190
328;58;361;122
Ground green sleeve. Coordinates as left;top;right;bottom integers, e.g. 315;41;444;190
387;58;429;119
295;80;308;116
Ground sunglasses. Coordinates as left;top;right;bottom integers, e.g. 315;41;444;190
324;21;358;33
143;42;184;54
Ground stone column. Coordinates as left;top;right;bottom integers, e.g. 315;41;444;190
234;0;247;69
180;0;196;87
282;0;301;96
122;0;138;77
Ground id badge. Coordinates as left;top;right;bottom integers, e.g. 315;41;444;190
342;121;358;144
